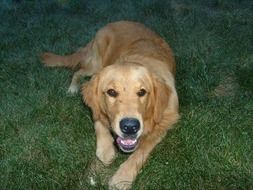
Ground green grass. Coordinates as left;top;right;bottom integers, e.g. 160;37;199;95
1;0;253;189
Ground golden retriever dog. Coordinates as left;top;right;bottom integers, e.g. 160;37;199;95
41;21;179;189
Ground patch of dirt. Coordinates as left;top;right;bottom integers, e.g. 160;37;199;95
170;1;192;15
214;76;239;97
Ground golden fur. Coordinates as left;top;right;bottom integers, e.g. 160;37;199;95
41;21;179;190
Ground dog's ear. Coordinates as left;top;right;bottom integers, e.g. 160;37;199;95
152;77;171;124
82;75;101;121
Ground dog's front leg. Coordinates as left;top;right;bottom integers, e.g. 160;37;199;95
109;126;167;190
95;121;116;165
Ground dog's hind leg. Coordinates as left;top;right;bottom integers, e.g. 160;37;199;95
41;41;101;94
68;68;94;94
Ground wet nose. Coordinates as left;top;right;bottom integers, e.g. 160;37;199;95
120;118;140;135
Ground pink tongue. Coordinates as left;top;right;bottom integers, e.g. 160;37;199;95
117;137;137;146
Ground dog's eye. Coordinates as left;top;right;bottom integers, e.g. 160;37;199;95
137;89;147;97
107;89;118;97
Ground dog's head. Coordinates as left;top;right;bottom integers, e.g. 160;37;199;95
82;63;172;153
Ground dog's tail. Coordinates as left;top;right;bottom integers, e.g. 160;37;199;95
41;41;93;69
41;51;82;69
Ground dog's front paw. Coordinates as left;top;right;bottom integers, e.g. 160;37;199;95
108;169;132;190
96;144;116;166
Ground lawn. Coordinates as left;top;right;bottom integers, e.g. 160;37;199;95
0;0;253;189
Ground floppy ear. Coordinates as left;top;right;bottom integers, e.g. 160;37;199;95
82;75;101;121
152;77;171;124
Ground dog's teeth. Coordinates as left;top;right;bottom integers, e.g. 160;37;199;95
120;139;137;145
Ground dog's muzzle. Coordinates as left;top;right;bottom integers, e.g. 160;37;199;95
116;118;140;153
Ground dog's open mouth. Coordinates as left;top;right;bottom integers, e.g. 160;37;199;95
116;136;138;153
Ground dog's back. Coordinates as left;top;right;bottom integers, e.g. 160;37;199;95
41;21;175;93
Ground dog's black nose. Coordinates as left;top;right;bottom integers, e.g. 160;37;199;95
120;118;140;135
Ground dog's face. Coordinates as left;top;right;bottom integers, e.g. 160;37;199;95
82;63;170;153
99;64;153;153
